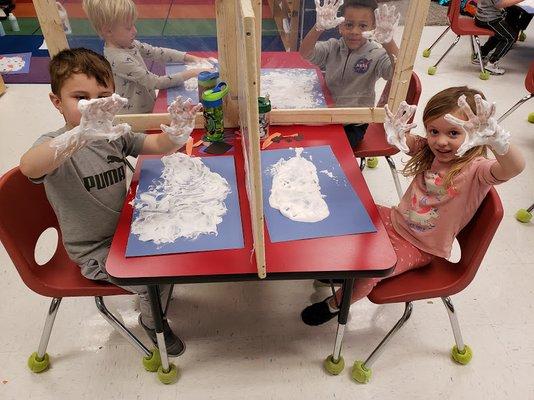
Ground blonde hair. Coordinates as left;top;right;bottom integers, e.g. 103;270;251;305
402;86;488;189
82;0;138;36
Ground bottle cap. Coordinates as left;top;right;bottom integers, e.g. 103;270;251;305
202;81;229;107
258;96;271;113
198;71;219;86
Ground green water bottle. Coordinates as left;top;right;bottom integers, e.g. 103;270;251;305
201;81;229;142
197;71;219;103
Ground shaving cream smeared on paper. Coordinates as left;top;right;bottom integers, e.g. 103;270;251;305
131;153;230;244
269;148;329;223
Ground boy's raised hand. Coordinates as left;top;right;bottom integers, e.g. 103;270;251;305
314;0;345;31
362;3;400;44
445;94;511;157
50;94;132;159
160;96;203;148
77;93;132;140
384;101;417;154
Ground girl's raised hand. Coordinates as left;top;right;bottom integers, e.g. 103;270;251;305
362;3;400;44
314;0;345;31
444;94;511;157
161;96;203;148
384;101;417;154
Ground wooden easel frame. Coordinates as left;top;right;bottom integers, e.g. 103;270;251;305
33;0;430;278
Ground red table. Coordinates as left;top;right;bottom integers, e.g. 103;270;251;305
106;125;397;381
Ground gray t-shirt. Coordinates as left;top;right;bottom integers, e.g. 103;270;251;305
32;127;146;276
104;40;187;114
476;0;504;22
306;38;393;107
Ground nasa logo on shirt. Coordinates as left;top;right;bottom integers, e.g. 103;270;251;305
353;57;371;74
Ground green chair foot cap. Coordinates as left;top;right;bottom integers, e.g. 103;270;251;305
527;112;534;123
366;157;379;168
28;352;50;373
422;49;431;58
515;209;532;223
143;348;162;372
479;71;490;80
323;354;345;375
352;360;372;383
427;66;437;75
451;344;473;365
157;363;179;384
519;32;526;41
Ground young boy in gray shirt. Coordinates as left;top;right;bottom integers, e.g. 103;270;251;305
300;0;399;147
19;48;200;357
83;0;213;114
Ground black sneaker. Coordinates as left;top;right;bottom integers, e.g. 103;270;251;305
301;297;339;326
138;315;186;357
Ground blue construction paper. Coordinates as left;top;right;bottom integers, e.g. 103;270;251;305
126;156;244;257
0;52;31;74
260;68;327;108
261;146;376;243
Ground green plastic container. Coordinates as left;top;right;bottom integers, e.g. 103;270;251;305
201;82;229;142
258;95;271;139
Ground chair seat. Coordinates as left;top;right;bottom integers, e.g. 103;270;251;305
29;253;129;298
352;123;399;158
452;17;494;36
368;257;465;304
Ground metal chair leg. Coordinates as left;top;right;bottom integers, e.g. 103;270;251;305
162;284;174;317
385;156;403;200
124;157;135;172
426;26;451;53
441;297;466;352
36;297;62;359
94;296;152;358
359;157;366;171
432;35;460;69
497;94;533;123
472;36;487;74
360;302;413;369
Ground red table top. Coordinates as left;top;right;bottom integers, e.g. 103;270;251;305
153;51;333;112
106;125;397;285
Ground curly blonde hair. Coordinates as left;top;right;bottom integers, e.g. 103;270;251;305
402;86;488;189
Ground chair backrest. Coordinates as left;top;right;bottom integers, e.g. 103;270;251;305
448;0;462;25
0;167;72;293
369;187;503;303
526;61;534;94
376;71;422;111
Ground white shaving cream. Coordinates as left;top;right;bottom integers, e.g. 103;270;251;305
131;153;231;244
269;148;329;223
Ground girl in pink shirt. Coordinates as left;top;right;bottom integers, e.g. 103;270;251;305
302;86;525;326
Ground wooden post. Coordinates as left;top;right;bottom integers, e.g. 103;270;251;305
33;0;69;57
252;0;262;95
216;0;240;127
0;75;6;96
267;0;300;51
387;0;430;112
238;0;266;278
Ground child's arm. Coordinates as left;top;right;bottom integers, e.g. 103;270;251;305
141;96;202;155
299;0;345;59
490;143;525;180
20;95;131;179
495;0;525;9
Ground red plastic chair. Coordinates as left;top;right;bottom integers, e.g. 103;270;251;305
498;60;534;123
0;167;161;373
353;72;422;200
422;0;494;80
351;188;503;383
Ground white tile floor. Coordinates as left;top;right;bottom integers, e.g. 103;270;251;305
0;25;533;399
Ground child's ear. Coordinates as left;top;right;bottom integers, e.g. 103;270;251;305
49;92;63;114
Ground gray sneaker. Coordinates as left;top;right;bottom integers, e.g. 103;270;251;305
484;61;505;75
138;315;186;357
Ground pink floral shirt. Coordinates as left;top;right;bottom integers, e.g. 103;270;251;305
391;136;506;258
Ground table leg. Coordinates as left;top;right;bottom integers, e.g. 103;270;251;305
147;285;170;372
332;278;354;362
